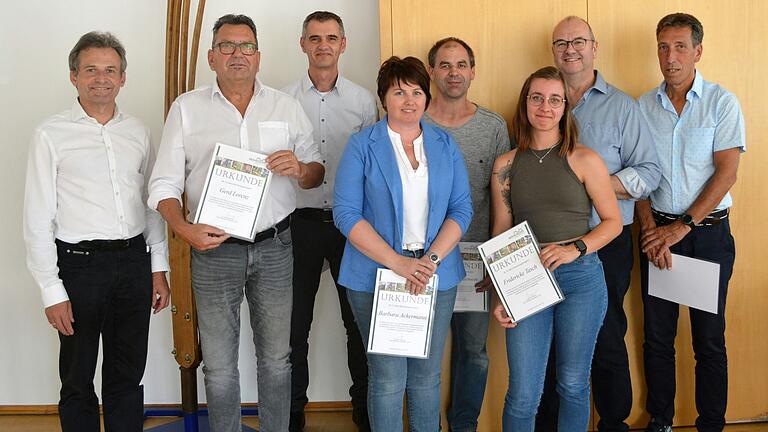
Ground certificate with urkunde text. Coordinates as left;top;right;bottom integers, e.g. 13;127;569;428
367;269;439;359
454;242;489;312
478;221;563;323
194;143;273;241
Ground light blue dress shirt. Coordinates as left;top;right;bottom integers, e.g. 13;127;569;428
282;73;378;209
638;71;746;214
572;71;661;227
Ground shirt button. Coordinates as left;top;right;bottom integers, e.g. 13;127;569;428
321;98;325;102
321;119;325;122
322;139;325;143
322;160;326;163
323;181;327;184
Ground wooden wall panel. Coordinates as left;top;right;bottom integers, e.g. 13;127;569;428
382;0;768;429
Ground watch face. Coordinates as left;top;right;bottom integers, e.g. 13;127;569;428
429;252;439;263
682;214;694;225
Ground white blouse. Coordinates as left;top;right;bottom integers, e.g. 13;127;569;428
387;125;429;250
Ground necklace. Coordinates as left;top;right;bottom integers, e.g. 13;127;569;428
529;141;561;163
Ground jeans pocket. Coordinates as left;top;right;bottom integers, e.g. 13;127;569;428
57;246;94;268
275;228;292;247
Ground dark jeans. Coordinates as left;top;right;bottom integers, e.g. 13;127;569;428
641;218;735;431
536;225;634;432
289;213;369;423
55;236;152;432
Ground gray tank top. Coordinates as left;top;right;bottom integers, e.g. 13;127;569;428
506;145;591;243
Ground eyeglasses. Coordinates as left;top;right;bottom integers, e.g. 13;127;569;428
214;42;258;56
552;37;594;52
527;94;565;108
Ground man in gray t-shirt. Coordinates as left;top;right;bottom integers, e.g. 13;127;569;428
424;37;511;432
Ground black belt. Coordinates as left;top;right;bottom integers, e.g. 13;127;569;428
402;249;425;258
294;207;334;223
75;234;144;251
652;208;729;227
224;216;290;245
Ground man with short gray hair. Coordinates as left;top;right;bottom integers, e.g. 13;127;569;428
637;13;745;432
282;10;377;432
24;31;170;432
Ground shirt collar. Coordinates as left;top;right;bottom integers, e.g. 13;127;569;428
70;99;123;123
211;78;264;101
579;70;608;103
656;69;703;102
301;71;344;96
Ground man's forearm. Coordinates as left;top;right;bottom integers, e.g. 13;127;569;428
156;198;189;235
298;162;325;189
611;175;632;200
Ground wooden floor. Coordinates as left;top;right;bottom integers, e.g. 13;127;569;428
0;413;765;431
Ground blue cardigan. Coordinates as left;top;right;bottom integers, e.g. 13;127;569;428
333;118;473;292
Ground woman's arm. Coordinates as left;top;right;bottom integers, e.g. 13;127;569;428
539;146;622;270
489;150;518;328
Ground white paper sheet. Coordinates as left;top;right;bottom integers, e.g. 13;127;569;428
648;253;720;314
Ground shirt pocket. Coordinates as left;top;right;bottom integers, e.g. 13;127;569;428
580;123;621;167
257;121;290;154
682;127;714;165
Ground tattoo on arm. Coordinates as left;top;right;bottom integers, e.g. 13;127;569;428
495;161;513;215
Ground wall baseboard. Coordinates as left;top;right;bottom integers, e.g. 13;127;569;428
0;401;352;416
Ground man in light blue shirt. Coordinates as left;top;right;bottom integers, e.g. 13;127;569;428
637;13;745;432
537;16;661;432
281;11;378;432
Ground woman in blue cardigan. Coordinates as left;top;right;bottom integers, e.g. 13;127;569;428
333;56;473;431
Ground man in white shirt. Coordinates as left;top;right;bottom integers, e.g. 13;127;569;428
281;11;378;432
148;14;324;432
23;32;170;432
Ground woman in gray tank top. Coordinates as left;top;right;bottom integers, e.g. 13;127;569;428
490;66;622;432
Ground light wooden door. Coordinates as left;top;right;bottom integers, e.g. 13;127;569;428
380;0;768;429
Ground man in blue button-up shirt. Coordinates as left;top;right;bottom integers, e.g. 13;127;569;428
537;16;661;432
637;13;745;432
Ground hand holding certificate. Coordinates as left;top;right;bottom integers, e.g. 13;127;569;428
367;269;438;359
478;221;563;323
194;143;273;241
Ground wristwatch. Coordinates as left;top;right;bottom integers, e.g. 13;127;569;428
427;251;441;266
573;240;587;257
681;213;697;229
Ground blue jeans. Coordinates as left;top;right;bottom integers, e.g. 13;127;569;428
502;253;607;432
447;311;490;432
347;287;457;432
191;228;293;432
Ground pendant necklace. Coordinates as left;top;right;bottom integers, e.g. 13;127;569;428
529;140;561;163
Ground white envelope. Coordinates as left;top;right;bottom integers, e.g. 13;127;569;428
648;253;720;314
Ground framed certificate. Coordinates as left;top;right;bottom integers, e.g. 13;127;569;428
193;143;273;241
367;269;439;359
454;242;489;312
478;221;563;323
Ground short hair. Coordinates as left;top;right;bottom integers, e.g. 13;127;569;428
427;37;475;68
511;66;579;157
212;14;258;49
554;16;596;41
302;11;345;38
656;13;703;46
68;31;127;73
376;56;431;111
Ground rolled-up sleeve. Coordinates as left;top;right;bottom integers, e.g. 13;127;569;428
333;134;366;236
616;101;661;200
147;100;187;211
445;135;473;233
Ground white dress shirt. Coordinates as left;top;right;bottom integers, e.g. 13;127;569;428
387;126;429;249
148;79;322;231
281;73;378;209
24;101;169;308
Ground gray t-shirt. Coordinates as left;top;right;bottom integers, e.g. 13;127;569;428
424;106;512;242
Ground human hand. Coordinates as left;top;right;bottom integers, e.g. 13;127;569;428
152;272;171;314
539;243;581;271
492;302;517;329
475;275;493;293
45;301;74;336
178;223;229;251
266;150;305;179
392;255;435;295
641;222;689;257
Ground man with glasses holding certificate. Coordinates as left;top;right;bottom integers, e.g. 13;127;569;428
537;16;661;432
148;14;324;432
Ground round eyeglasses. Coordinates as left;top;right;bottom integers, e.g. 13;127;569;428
527;94;565;108
552;37;594;52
